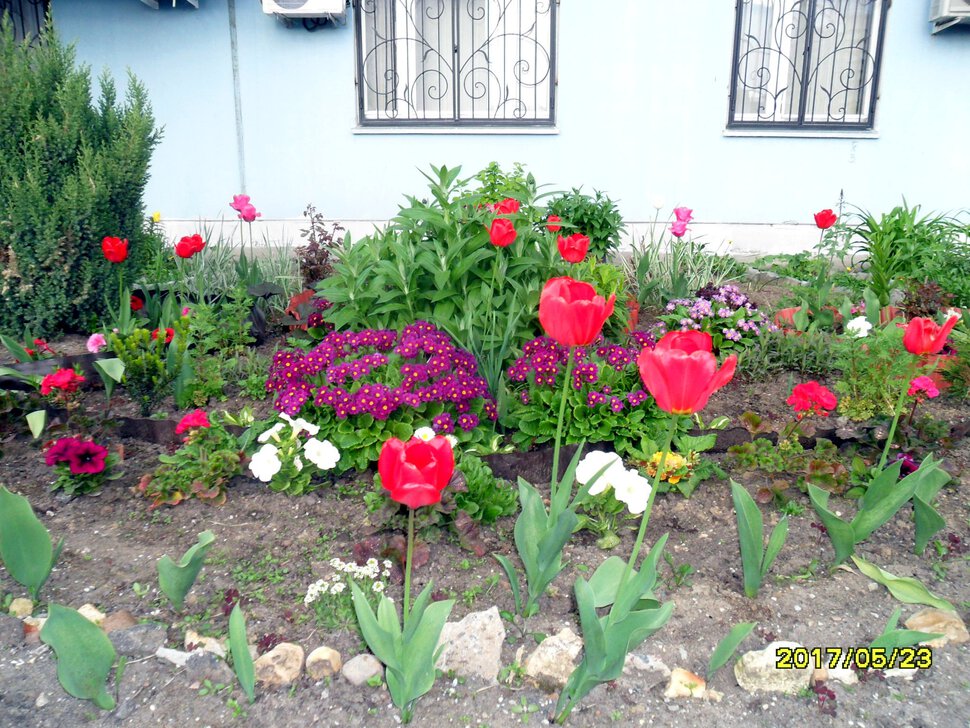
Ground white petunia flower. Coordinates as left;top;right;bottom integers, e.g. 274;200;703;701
944;308;962;322
845;316;872;338
249;443;282;482
304;438;340;470
414;427;436;442
575;450;626;496
257;422;286;443
290;416;321;438
293;455;303;472
612;469;653;515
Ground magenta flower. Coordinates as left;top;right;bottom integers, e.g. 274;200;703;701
673;206;693;223
238;203;261;223
230;194;251;212
67;440;109;475
86;333;107;354
907;375;940;399
670;220;688;238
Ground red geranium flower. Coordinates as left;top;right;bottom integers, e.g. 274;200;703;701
151;328;175;344
130;295;144;312
175;409;210;434
489;218;517;248
814;209;837;230
378;436;455;509
557;233;590;264
101;236;129;263
786;381;838;417
40;368;86;396
902;316;959;356
546;215;562;232
538;277;616;347
174;234;206;259
636;330;737;415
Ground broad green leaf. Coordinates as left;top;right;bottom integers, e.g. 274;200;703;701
0;334;33;363
613;534;668;621
708;622;757;677
762;517;789;578
493;554;523;616
850;556;954;611
587;556;629;609
41;603;116;710
156;530;215;610
350;582;397;667
675;434;717;453
0;486;58;599
228;604;255;703
870;629;943;651
913;496;946;556
808;484;857;565
731;481;764;598
26;410;46;439
574;577;608;673
93;357;125;383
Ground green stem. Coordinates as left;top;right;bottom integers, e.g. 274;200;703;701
607;414;679;627
878;377;911;471
403;507;415;624
550;350;576;507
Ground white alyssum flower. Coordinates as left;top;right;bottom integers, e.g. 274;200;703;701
257;422;286;443
304;438;340;470
372;581;385;593
575;450;627;496
249;443;282;482
845;316;872;338
612;468;653;515
414;427;436;442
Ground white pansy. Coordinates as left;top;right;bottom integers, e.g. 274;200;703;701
304;438;340;470
249;443;282;482
575;450;626;496
612;468;653;515
845;316;872;338
414;427;436;442
257;422;286;443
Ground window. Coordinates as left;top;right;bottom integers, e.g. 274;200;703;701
0;0;50;44
728;0;888;129
354;0;557;127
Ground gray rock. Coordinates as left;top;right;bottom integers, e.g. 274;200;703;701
341;653;384;686
734;641;812;694
110;623;167;658
156;647;194;668
524;627;583;691
185;651;234;684
436;606;505;682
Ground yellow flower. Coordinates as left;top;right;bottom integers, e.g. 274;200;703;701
151;211;161;223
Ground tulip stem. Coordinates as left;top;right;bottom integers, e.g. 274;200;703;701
877;382;910;472
607;414;679;629
403;507;415;624
550;349;576;504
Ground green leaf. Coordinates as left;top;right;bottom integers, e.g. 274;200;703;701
0;486;57;599
26;410;47;439
493;554;522;616
708;622;757;678
587;556;628;609
912;496;946;556
762;517;789;579
228;604;255;703
675;434;717;453
156;530;215;610
850;556;954;611
807;484;856;565
40;604;117;710
350;581;398;668
0;334;33;363
731;481;766;598
93;357;125;384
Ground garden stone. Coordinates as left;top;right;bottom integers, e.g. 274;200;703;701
77;603;106;626
8;597;33;618
664;668;722;701
621;653;671;692
156;647;195;668
435;606;505;682
341;654;383;686
100;610;138;633
306;646;343;680
185;651;234;685
185;629;226;658
735;641;812;693
254;642;304;686
813;667;858;686
904;608;969;648
524;627;583;691
111;623;167;658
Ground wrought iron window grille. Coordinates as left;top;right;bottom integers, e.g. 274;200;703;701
728;0;889;130
354;0;557;127
0;0;49;44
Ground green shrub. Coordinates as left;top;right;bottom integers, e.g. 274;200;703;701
0;20;161;335
833;324;912;421
547;188;624;261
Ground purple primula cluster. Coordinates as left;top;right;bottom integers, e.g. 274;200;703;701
658;284;777;351
507;334;653;414
306;297;334;330
266;321;496;430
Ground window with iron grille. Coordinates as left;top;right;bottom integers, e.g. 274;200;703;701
354;0;557;127
0;0;49;44
728;0;889;130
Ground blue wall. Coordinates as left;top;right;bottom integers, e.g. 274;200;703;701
52;0;970;231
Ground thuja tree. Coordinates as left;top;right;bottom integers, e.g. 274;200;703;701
0;18;162;335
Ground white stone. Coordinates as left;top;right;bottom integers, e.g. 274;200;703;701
254;642;304;686
524;627;583;691
436;606;506;682
734;641;812;694
341;653;383;686
8;598;33;618
77;603;106;626
156;647;194;668
664;668;722;701
184;629;226;658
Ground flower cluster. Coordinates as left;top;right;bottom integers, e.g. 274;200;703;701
658;284;776;352
306;297;334;331
249;412;340;495
305;557;393;605
642;450;695;485
575;450;653;514
45;436;118;496
40;368;85;397
787;381;838;418
907;375;940;400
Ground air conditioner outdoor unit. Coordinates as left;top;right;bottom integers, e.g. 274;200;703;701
262;0;345;17
930;0;970;32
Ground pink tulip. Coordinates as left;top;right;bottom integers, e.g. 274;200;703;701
86;333;107;354
670;220;688;238
230;194;251;212
673;207;693;223
238;203;261;223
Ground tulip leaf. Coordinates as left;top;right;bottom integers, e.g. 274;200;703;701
807;484;856;565
850;556;954;611
40;603;117;710
0;486;61;599
26;409;47;439
0;334;33;363
228;604;255;703
708;622;757;678
869;607;943;650
157;530;215;610
587;556;628;609
912;496;946;556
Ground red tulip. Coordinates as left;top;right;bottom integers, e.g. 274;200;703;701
151;327;175;344
636;331;737;414
557;233;590;263
902;316;958;355
174;234;206;258
546;215;562;232
814;209;837;229
786;381;837;417
538;277;616;347
494;198;520;215
175;409;210;434
130;295;144;312
101;236;129;263
378;436;455;509
489;218;517;247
